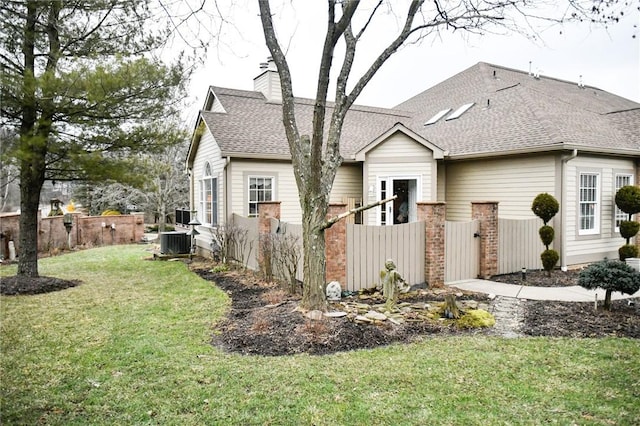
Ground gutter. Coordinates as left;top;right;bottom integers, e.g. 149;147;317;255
224;156;231;226
560;149;578;270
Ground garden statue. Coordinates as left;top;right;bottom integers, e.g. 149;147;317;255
326;281;342;301
379;259;409;310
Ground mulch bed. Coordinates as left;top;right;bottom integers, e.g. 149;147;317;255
3;262;638;357
0;275;81;296
490;268;581;287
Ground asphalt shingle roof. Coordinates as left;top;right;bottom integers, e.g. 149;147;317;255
198;62;639;160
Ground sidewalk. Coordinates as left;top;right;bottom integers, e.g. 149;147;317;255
447;279;640;302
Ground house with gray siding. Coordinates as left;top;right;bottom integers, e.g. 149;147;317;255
186;60;639;270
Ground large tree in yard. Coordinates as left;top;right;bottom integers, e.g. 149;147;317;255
257;0;632;311
0;1;189;277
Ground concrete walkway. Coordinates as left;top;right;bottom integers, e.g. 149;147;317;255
447;279;640;302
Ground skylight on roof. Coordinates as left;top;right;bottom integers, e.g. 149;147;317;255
445;102;474;120
424;108;451;125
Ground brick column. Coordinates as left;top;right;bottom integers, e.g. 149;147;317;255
325;203;347;287
258;202;281;276
417;202;446;288
472;201;499;279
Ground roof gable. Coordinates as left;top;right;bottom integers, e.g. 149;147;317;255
355;123;445;161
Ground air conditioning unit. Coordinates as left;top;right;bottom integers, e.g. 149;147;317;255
160;231;190;255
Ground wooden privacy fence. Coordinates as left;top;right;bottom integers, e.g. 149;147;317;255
445;220;480;283
347;222;425;291
226;201;545;292
230;214;259;270
498;217;543;273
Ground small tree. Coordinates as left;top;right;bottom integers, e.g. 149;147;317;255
615;185;640;261
532;193;560;276
578;259;640;310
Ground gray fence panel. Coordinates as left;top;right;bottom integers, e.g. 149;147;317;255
278;222;304;283
231;214;259;271
498;217;543;274
347;222;425;292
445;220;480;282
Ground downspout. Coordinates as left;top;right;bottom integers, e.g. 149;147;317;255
560;149;578;271
224;156;231;225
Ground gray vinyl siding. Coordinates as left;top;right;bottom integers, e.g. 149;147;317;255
444;155;557;221
191;128;226;252
564;155;636;264
363;132;437;225
330;164;363;204
230;160;363;224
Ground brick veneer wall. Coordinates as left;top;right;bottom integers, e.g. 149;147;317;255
472;201;499;279
0;212;145;259
417;202;446;287
325;204;347;286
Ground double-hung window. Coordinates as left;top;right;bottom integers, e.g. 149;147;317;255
248;176;273;217
200;163;218;226
578;172;600;235
614;174;634;232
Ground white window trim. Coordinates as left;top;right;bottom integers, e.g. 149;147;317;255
247;175;275;218
200;162;218;226
614;173;634;233
578;171;600;236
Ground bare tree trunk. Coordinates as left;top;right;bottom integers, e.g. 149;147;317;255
604;289;612;311
17;160;45;278
301;200;329;310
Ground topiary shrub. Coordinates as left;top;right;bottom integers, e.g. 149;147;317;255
619;221;640;244
101;209;121;216
532;193;560;276
531;193;560;225
615;185;640;217
578;259;640;310
615;186;640;260
538;225;555;249
619;244;639;261
541;249;559;274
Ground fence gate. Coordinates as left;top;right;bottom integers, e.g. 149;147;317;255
445;220;480;282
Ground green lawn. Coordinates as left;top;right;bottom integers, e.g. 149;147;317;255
1;245;638;425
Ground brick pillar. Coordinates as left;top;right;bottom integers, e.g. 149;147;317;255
417;202;446;288
472;201;499;279
258;202;281;276
325;203;347;287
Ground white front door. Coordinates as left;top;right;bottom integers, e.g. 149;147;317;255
378;177;419;226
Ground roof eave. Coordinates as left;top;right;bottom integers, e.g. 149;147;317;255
447;144;640;160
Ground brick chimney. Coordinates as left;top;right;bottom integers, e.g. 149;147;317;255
253;57;282;102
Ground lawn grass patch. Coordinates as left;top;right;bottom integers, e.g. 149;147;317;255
2;245;639;424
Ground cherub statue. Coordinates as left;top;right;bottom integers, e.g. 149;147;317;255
379;259;409;311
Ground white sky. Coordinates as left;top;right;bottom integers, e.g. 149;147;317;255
182;1;640;123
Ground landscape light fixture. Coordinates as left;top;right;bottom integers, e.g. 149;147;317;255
188;215;201;254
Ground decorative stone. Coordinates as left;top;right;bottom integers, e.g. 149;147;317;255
324;311;348;318
354;315;373;324
326;281;342;301
365;311;387;321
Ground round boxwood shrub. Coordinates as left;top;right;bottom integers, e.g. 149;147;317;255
578;259;640;310
540;249;559;275
531;193;559;225
101;209;121;216
619;220;640;243
538;225;555;248
619;244;639;261
615;185;640;216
